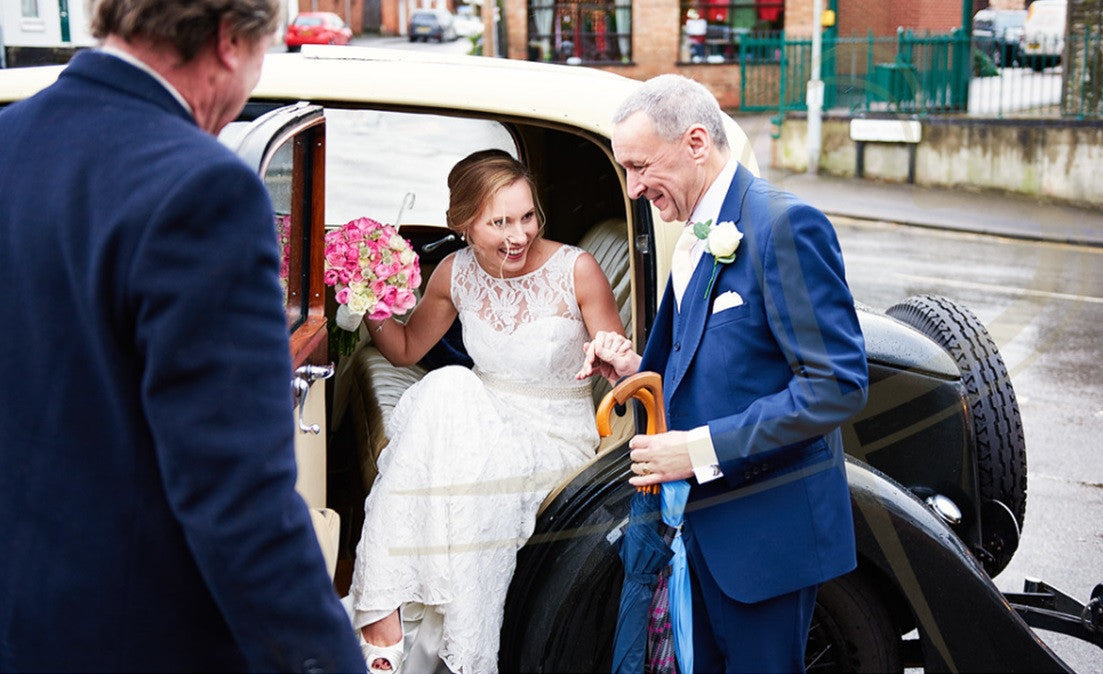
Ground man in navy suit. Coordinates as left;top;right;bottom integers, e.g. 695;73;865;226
0;1;364;671
580;74;868;672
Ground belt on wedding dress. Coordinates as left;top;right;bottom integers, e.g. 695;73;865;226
474;367;592;399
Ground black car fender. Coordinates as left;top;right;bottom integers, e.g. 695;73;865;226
498;448;1072;672
846;458;1071;672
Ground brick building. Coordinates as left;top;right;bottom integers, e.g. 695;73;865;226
495;0;981;108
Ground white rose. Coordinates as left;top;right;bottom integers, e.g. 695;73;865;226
389;233;407;251
346;288;371;315
335;303;364;331
707;221;743;260
399;248;416;266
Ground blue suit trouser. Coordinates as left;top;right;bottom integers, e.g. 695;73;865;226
683;523;817;674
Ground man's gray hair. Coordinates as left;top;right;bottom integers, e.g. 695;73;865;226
90;0;280;62
613;74;729;150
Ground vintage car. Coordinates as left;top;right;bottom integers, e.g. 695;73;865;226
2;47;1099;671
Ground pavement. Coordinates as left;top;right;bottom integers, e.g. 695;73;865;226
734;114;1103;248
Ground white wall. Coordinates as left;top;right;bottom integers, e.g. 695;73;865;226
1;0;93;49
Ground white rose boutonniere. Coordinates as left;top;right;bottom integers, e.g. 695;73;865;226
693;219;743;298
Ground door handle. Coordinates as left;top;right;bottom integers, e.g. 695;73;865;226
291;364;335;434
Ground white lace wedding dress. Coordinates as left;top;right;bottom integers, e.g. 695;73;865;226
348;244;598;674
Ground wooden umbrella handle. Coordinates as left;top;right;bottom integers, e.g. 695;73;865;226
595;372;667;494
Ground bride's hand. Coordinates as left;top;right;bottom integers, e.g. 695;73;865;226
575;331;641;383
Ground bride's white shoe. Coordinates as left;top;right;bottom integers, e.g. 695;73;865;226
359;635;405;674
357;607;406;674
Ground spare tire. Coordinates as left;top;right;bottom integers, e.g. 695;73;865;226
501;450;904;672
885;294;1026;577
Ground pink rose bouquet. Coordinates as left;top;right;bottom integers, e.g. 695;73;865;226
323;216;421;355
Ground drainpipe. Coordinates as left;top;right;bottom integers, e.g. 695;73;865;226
482;0;496;56
807;0;823;174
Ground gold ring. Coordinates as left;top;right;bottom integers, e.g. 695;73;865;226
641;464;651;475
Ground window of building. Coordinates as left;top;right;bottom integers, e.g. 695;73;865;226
528;0;633;65
21;0;39;18
679;0;784;64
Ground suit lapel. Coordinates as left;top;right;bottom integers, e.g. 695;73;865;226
665;165;757;402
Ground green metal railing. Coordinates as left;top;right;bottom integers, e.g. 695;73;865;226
739;33;809;112
738;28;1102;119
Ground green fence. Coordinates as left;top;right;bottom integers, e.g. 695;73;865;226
739;28;1102;119
740;29;971;115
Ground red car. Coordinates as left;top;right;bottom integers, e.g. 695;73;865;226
285;12;352;52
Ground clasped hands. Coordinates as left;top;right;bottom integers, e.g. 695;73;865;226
575;330;694;486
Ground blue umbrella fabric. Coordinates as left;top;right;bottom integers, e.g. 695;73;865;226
611;487;673;674
661;480;693;674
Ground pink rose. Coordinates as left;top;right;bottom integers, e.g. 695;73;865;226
378;285;397;307
393;289;416;313
323;268;340;286
406;264;422;289
335;287;350;305
324;242;347;266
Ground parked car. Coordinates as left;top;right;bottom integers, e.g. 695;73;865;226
1020;0;1066;71
3;48;1099;672
285;11;352;52
408;8;458;43
973;8;1027;67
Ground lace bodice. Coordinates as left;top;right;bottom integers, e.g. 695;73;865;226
451;245;591;390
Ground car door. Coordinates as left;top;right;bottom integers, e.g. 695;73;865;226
218;103;340;578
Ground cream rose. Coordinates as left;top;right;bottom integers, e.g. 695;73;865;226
707;221;743;261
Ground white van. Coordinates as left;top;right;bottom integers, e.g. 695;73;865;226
1020;0;1066;71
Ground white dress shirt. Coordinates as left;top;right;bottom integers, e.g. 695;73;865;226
673;153;742;484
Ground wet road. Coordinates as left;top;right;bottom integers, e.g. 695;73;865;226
835;217;1103;673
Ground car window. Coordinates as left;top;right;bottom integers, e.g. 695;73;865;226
324;109;517;229
245;119;324;331
295;16;324;27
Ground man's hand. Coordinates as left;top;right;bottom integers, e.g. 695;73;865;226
627;430;694;487
575;330;642;383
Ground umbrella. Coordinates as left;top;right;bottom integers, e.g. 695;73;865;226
596;373;675;674
611;488;672;673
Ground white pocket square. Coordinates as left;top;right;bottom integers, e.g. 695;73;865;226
712;290;744;313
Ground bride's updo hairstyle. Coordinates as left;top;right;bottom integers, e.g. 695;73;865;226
446;150;546;240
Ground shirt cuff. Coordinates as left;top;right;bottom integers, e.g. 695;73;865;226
687;425;723;484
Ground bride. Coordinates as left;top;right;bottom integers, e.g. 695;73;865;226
346;150;627;673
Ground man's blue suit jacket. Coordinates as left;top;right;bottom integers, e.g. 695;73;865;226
639;164;868;604
0;51;363;671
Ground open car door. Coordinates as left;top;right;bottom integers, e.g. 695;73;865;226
219;103;340;578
